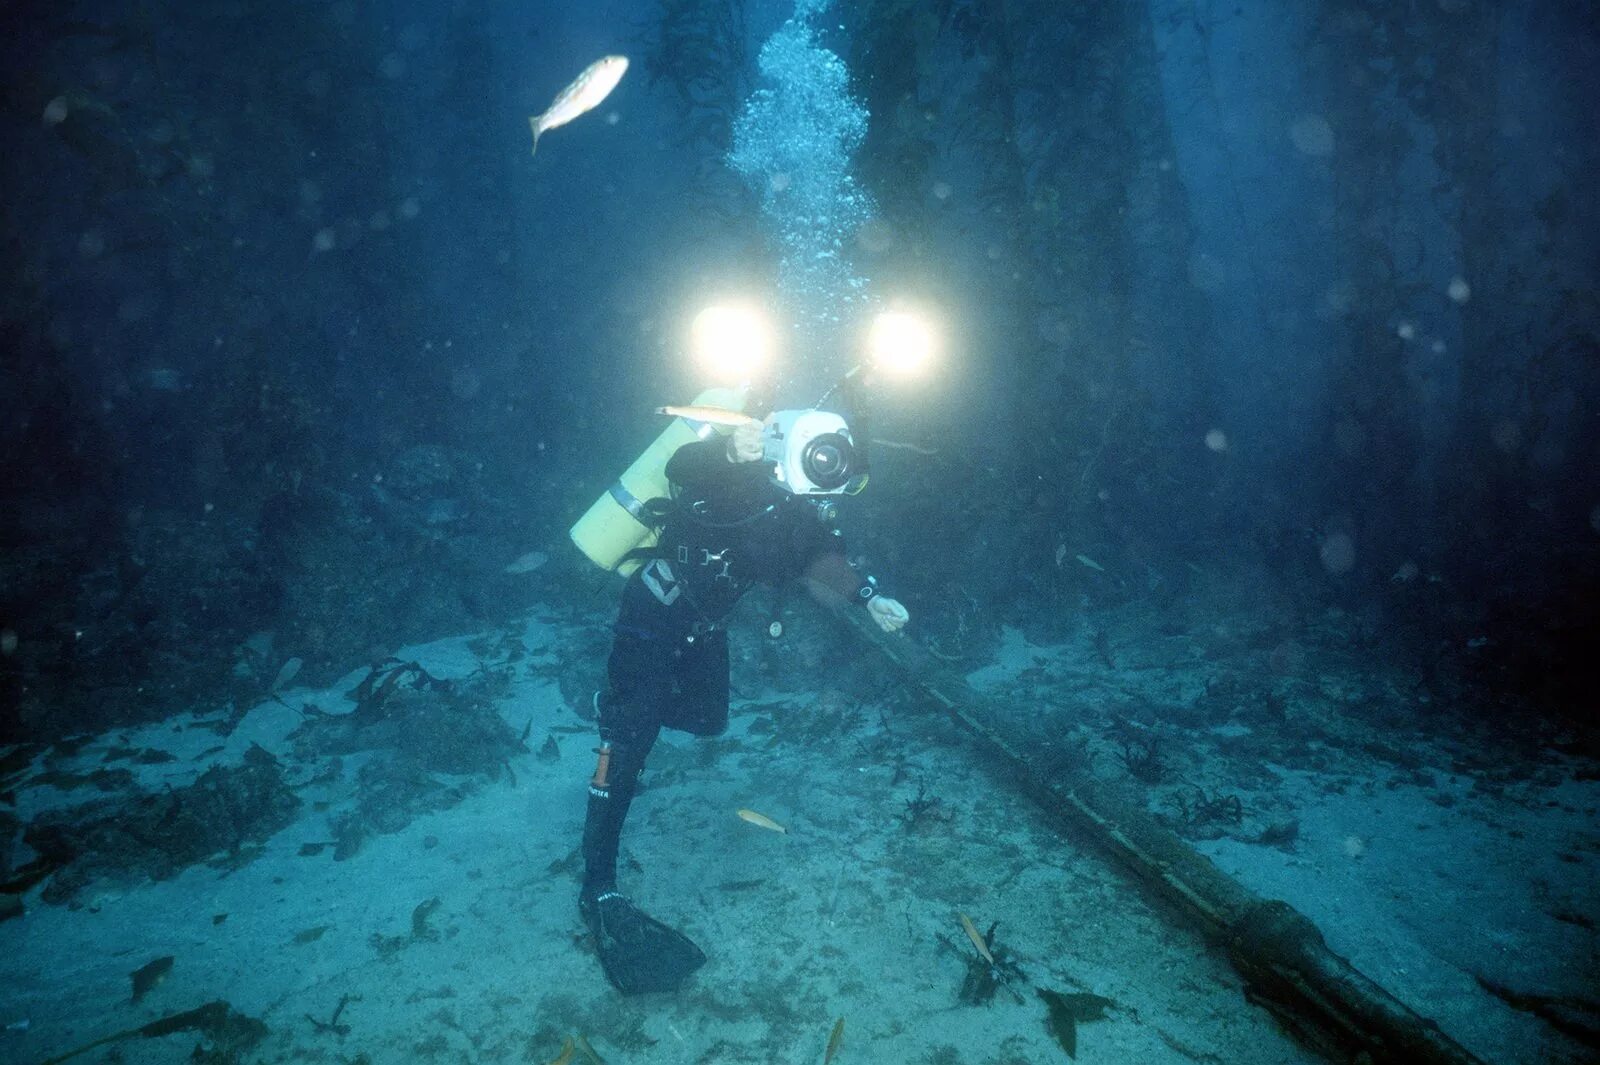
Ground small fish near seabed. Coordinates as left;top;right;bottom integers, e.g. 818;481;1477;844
529;55;629;158
658;405;760;428
736;808;788;834
823;1017;845;1064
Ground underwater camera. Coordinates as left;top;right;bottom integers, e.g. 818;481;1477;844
762;409;860;495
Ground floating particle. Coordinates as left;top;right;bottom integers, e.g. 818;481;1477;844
1289;114;1335;156
77;231;106;258
1447;277;1471;303
856;218;894;254
1490;419;1521;453
450;366;481;400
1396;321;1416;341
379;53;406;79
1430;339;1446;355
398;197;420;220
304;70;331;97
1333;418;1365;456
42;96;70;126
369;210;390;231
1187;251;1226;293
311;228;337;253
1319;532;1356;574
1590;504;1600;534
0;629;17;656
1342;835;1366;859
1204;428;1228;452
769;172;791;193
931;181;952;200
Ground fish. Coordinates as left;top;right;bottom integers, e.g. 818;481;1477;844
545;1036;575;1065
529;55;629;158
736;808;788;834
959;912;994;964
824;1017;845;1064
658;405;758;428
1075;554;1105;572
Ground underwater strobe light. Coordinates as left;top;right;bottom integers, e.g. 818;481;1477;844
691;304;773;382
867;310;936;378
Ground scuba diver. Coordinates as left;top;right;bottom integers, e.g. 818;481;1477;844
578;414;910;995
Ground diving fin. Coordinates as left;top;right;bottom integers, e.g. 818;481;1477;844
581;892;707;995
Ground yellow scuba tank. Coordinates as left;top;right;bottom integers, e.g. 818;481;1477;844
569;385;748;575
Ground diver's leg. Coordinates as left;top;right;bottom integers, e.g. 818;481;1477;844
664;630;731;737
580;690;659;901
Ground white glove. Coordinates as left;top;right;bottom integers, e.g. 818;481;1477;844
726;419;764;463
867;595;910;633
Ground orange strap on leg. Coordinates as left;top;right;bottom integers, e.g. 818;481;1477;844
590;743;613;789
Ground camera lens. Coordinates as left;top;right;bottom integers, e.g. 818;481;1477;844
802;432;853;490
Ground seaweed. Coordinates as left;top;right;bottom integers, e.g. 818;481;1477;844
942;920;1028;1005
1165;786;1244;837
899;783;953;831
1118;736;1165;784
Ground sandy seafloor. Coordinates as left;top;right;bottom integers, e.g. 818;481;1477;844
1;591;1596;1065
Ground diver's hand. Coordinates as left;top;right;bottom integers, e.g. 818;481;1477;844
725;419;764;463
868;595;910;634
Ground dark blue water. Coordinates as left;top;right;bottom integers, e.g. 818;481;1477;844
1;1;1596;1062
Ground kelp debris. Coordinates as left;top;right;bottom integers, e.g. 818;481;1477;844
1037;987;1115;1060
23;752;299;903
345;658;448;715
370;896;444;956
39;1000;266;1065
131;954;174;1003
306;993;357;1037
411;896;442;939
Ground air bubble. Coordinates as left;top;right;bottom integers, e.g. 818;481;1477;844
1319;532;1356;574
1289;114;1335;156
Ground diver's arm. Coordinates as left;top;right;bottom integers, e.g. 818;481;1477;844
665;437;741;491
802;551;868;607
803;552;909;632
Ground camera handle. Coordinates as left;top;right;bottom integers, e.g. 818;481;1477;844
812;363;872;481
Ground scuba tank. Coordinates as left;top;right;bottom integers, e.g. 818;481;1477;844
569;386;747;574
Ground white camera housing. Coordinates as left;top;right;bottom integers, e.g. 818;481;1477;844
762;410;857;495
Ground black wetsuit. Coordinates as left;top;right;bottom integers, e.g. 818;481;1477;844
581;436;870;901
